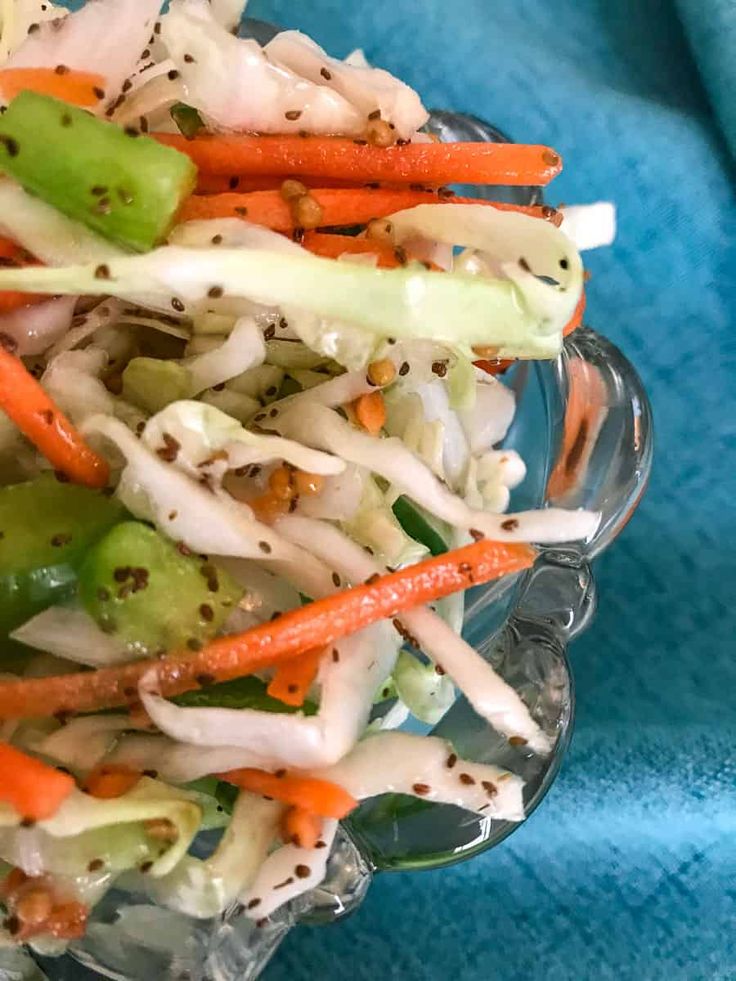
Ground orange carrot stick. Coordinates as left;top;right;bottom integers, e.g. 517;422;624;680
179;187;560;232
301;231;405;268
155;134;562;186
196;173;396;194
353;390;386;435
0;68;106;108
0;539;535;720
216;769;357;819
563;287;586;337
0;344;110;488
281;806;323;848
267;646;324;707
82;764;142;800
0;742;75;821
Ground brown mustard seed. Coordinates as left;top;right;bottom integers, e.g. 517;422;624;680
469;528;484;542
292;193;323;230
482;780;498;797
500;518;519;532
543;149;561;167
171;297;185;312
199;603;214;622
284;109;302;121
398;361;410;376
196;672;215;687
412;783;431;795
247;898;261;909
365;217;394;243
207;285;224;298
280;179;308;201
509;735;528;747
459;773;476;785
332;648;340;662
294;864;311;879
320;67;332;80
15;888;53;927
331;572;341;587
183;53;195;63
94;264;111;280
365;118;394;147
366;358;396;387
88;858;105;872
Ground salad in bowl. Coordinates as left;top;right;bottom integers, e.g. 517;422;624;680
0;1;632;976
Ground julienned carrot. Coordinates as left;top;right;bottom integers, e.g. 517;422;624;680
267;646;325;707
563;288;586;337
180;187;560;232
0;539;536;719
82;764;142;799
302;231;405;268
216;769;357;819
0;237;44;313
475;289;587;377
0;742;75;821
196;173;399;194
0;68;106;108
0;345;110;488
281;806;323;848
353;390;386;435
155;133;562;186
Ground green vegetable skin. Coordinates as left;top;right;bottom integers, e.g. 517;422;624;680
0;92;197;252
173;675;317;715
391;496;448;556
170;102;204;140
0;474;125;633
79;522;243;656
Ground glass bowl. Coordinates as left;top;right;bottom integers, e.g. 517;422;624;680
24;27;653;981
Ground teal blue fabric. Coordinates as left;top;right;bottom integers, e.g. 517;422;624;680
243;1;736;979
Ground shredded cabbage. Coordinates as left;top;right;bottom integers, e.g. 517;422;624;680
0;242;577;360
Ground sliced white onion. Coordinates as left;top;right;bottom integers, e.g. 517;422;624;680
10;606;132;667
0;295;76;356
278;402;599;544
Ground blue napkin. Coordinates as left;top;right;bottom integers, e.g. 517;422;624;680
248;0;736;978
676;0;736;158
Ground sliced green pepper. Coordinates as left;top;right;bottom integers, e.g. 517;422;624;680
78;522;243;656
0;563;77;639
0;92;197;252
391;496;448;556
0;473;126;579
